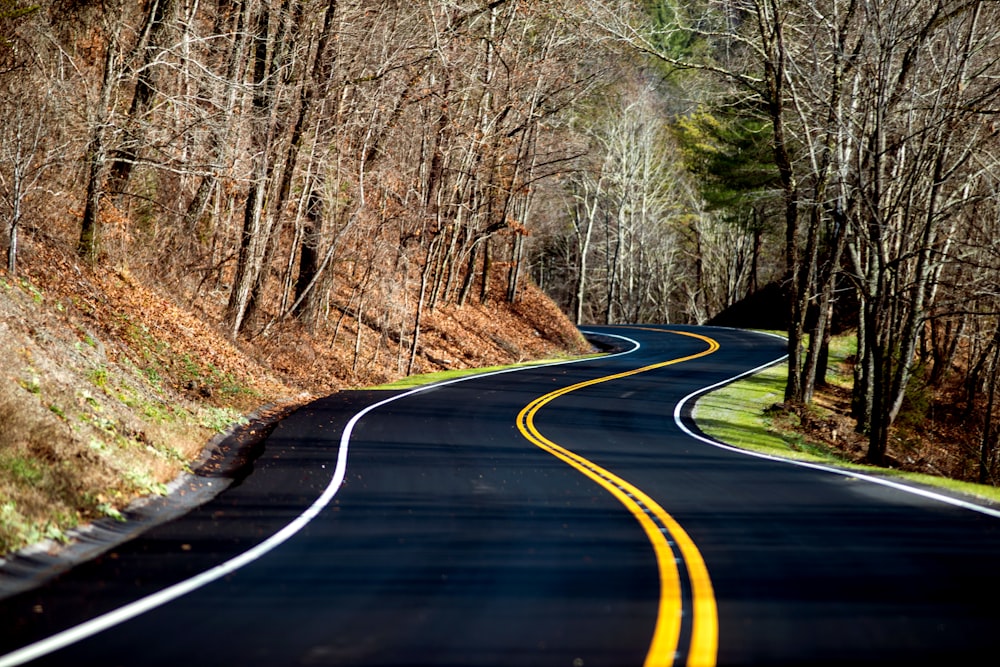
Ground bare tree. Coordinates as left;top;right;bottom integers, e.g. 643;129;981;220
0;6;66;275
0;83;65;275
103;0;178;200
77;6;126;261
842;0;1000;462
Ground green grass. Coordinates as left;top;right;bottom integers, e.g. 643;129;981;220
0;454;45;485
694;346;1000;506
198;406;248;433
369;354;602;390
825;334;857;389
87;366;110;390
0;502;69;548
693;362;822;459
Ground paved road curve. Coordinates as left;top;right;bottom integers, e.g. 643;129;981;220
2;325;1000;666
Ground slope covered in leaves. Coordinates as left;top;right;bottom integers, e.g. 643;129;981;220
0;237;587;556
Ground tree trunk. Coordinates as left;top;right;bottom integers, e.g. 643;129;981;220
802;208;847;402
293;181;324;318
979;342;1000;484
181;0;252;233
105;0;177;199
224;3;272;337
479;237;492;304
78;15;123;262
408;239;439;375
457;242;478;307
6;190;19;275
507;232;523;303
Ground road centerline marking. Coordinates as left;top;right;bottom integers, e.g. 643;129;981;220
515;329;720;667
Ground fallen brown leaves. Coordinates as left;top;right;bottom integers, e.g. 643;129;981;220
0;234;587;555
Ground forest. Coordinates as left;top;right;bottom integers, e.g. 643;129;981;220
4;0;1000;485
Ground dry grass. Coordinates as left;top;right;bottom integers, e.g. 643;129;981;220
0;267;228;553
0;383;91;551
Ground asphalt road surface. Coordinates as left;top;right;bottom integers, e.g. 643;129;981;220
2;325;1000;666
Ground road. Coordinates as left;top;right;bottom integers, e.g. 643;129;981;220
2;324;1000;666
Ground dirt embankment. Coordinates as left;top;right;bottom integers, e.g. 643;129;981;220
0;240;587;556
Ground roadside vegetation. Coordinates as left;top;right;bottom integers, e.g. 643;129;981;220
370;354;605;390
0;256;584;557
696;334;1000;505
0;268;285;554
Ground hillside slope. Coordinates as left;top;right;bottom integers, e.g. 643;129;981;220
0;238;587;557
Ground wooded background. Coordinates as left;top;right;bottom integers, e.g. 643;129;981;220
4;0;1000;482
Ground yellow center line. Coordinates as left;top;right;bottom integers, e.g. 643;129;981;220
515;329;720;667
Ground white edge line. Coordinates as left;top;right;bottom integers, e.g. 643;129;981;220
0;333;640;667
671;339;1000;521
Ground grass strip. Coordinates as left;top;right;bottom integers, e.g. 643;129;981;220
368;354;603;390
694;358;1000;505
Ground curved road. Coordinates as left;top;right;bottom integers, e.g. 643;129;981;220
2;325;1000;666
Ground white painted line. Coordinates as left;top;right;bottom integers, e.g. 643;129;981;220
0;335;640;666
672;345;1000;521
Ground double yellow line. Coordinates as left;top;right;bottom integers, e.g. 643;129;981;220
515;329;720;667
